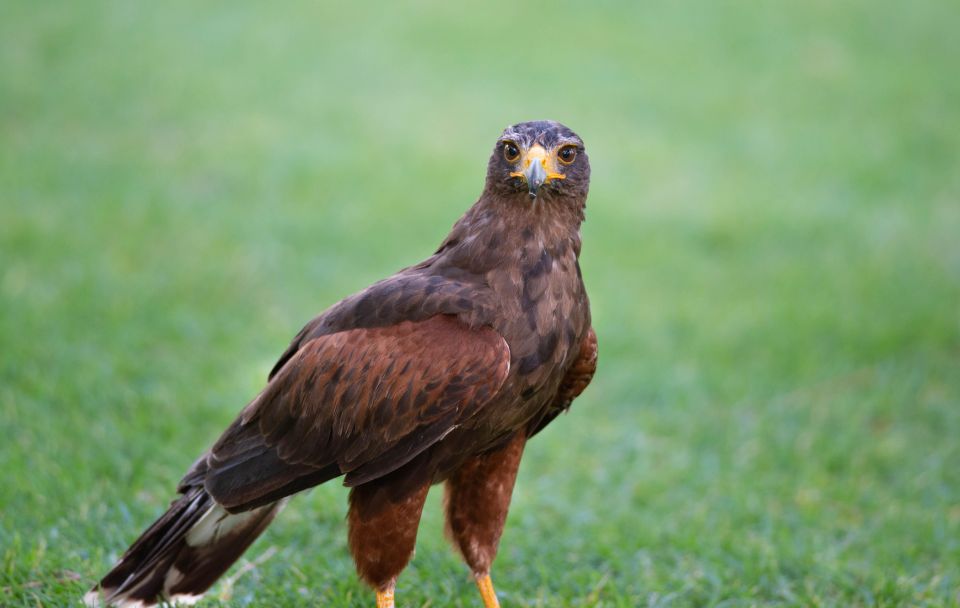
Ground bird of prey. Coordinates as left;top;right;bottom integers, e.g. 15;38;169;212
86;120;598;608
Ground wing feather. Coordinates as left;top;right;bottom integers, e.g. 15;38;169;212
204;314;510;511
527;326;597;437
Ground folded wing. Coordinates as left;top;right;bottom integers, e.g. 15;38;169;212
202;314;511;511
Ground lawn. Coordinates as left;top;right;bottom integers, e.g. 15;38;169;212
2;1;959;606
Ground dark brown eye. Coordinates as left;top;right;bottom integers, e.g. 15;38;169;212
557;145;578;165
503;141;521;162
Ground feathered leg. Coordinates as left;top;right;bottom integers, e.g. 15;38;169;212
444;433;526;608
348;470;431;608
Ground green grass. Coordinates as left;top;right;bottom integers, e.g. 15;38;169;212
2;1;959;606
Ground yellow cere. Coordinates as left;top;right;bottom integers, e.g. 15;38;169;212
509;144;567;182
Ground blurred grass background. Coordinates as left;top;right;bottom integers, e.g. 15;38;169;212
2;1;959;606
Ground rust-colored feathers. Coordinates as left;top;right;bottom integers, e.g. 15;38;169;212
205;315;511;510
87;120;596;607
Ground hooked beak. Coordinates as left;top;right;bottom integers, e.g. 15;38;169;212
524;155;547;198
510;144;565;199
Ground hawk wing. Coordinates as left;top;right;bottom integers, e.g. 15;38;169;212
528;326;597;437
202;314;510;511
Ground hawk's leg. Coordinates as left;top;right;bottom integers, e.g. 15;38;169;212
444;433;526;608
348;473;431;608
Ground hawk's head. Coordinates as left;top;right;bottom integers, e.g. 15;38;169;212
485;120;590;201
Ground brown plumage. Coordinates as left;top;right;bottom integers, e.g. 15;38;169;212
86;120;598;607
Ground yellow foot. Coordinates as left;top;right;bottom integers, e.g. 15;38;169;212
376;587;395;608
475;573;501;608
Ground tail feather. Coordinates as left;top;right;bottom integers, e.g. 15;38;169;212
86;487;283;607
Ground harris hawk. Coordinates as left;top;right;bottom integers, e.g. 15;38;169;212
86;120;598;608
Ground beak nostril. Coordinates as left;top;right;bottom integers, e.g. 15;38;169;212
509;145;563;199
523;159;547;198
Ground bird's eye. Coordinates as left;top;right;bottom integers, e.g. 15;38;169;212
557;145;578;165
503;141;521;162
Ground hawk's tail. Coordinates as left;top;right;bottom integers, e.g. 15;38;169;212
84;487;283;607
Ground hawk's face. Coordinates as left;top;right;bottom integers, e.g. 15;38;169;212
486;120;590;201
